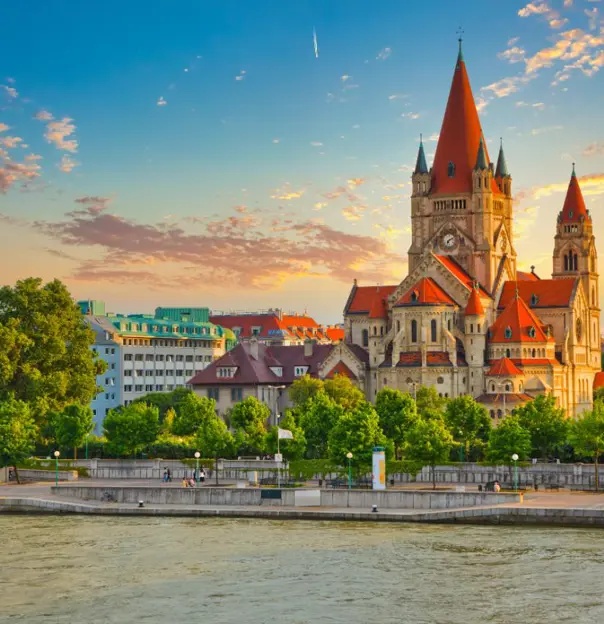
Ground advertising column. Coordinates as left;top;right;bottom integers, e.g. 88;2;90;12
372;446;386;490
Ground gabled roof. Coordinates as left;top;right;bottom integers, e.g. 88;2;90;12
560;165;590;224
188;341;334;386
434;255;491;297
325;327;344;342
368;293;390;319
517;270;540;282
395;277;457;307
282;314;320;329
498;279;578;309
487;357;523;376
345;284;397;315
465;286;485;316
209;313;291;340
489;294;552;343
324;361;357;380
430;43;500;195
346;343;370;364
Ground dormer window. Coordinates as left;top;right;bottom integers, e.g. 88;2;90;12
447;161;455;178
294;366;309;377
218;367;236;378
528;326;536;338
270;366;283;377
530;294;538;306
411;290;419;303
251;327;261;336
569;210;573;219
504;326;512;339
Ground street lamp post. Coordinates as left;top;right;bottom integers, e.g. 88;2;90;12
458;429;464;463
346;452;353;489
512;453;519;491
194;451;201;483
54;450;60;487
85;433;89;461
276;413;282;488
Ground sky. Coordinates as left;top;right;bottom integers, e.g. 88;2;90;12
0;0;603;324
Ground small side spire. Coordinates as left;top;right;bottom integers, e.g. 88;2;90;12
495;137;510;177
414;134;429;174
474;136;488;170
572;162;576;178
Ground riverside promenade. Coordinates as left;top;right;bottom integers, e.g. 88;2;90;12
3;480;604;526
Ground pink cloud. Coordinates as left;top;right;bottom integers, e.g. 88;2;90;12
45;118;78;152
34;110;54;121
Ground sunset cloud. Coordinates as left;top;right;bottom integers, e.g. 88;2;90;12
0;161;42;193
0;123;9;133
519;172;604;202
45;118;78;152
583;142;604;156
34;110;53;121
0;136;22;148
58;154;79;172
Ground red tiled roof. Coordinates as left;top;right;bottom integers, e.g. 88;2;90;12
487;357;523;376
395;277;457;307
324;361;357;380
325;327;344;342
282;314;320;328
345;284;397;315
594;371;604;389
465;287;485;316
517;270;540;282
368;293;389;319
489;295;552;343
434;255;490;297
498;279;577;309
488;358;561;367
210;314;290;340
431;49;500;196
188;341;334;386
476;393;534;405
396;351;453;367
560;169;590;224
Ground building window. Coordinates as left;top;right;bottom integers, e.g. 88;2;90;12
135;354;143;361
528;326;536;338
124;370;132;376
185;355;193;362
411;320;418;343
362;329;369;347
252;327;261;336
207;387;219;400
145;385;153;392
176;355;184;362
504;326;512;339
380;326;384;336
437;377;444;384
295;366;308;377
431;319;437;342
145;370;153;377
447;161;455;178
506;349;511;358
124;385;132;392
396;320;401;333
231;387;243;402
135;385;143;392
505;384;511;392
530;294;538;306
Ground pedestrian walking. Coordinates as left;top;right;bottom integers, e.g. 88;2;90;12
200;468;206;484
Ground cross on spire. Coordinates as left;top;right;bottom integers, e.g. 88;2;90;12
456;28;465;62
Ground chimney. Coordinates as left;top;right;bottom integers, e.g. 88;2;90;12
249;336;259;360
304;339;314;358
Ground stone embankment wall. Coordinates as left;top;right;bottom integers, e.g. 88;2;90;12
17;469;78;482
52;485;520;509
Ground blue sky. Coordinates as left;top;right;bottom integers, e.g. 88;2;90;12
1;0;603;323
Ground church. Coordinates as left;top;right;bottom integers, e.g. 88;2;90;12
332;41;600;420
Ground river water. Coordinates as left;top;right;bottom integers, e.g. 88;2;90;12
1;516;604;623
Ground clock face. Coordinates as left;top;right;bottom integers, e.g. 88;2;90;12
443;233;457;249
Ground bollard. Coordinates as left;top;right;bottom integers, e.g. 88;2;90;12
372;504;378;513
138;500;144;508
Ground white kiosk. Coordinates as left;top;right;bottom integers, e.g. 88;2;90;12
372;446;386;490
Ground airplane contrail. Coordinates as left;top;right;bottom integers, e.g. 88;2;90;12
313;27;319;58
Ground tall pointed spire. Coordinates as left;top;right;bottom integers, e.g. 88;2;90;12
560;164;589;223
431;41;497;195
414;134;429;174
495;138;510;177
474;136;488;170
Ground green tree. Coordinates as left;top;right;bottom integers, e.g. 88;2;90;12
375;388;419;458
171;393;216;436
515;394;569;460
0;278;106;424
486;415;532;465
298;392;344;458
324;374;365;411
444;395;490;461
51;404;94;460
195;413;235;485
415;386;447;415
571;403;604;491
0;397;37;483
594;387;604;404
230;396;269;454
266;412;307;460
132;387;193;421
328;401;388;468
161;407;176;435
288;375;324;407
403;417;455;489
103;403;160;457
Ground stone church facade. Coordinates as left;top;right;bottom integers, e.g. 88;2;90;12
341;42;600;421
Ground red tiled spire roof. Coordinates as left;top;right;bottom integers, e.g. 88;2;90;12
489;288;552;343
395;277;457;307
487;357;523;376
560;165;590;223
431;44;499;196
465;285;485;316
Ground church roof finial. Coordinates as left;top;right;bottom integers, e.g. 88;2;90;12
457;27;464;63
572;162;576;177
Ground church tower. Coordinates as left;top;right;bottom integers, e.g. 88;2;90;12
407;40;516;292
553;165;600;367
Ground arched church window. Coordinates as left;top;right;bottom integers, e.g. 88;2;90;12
573;254;578;271
380;326;384;336
431;319;437;342
504;326;512;339
506;348;511;358
564;255;569;271
505;383;511;392
470;323;474;334
497;409;502;419
491;383;495;392
447;161;456;178
592;287;596;306
373;326;377;336
362;329;369;347
396;320;401;333
532;348;536;358
411;320;418;343
448;319;452;331
490;410;495;419
437;377;444;384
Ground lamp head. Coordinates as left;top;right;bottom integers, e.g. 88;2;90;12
54;450;60;458
512;453;519;461
346;452;353;459
194;451;201;459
